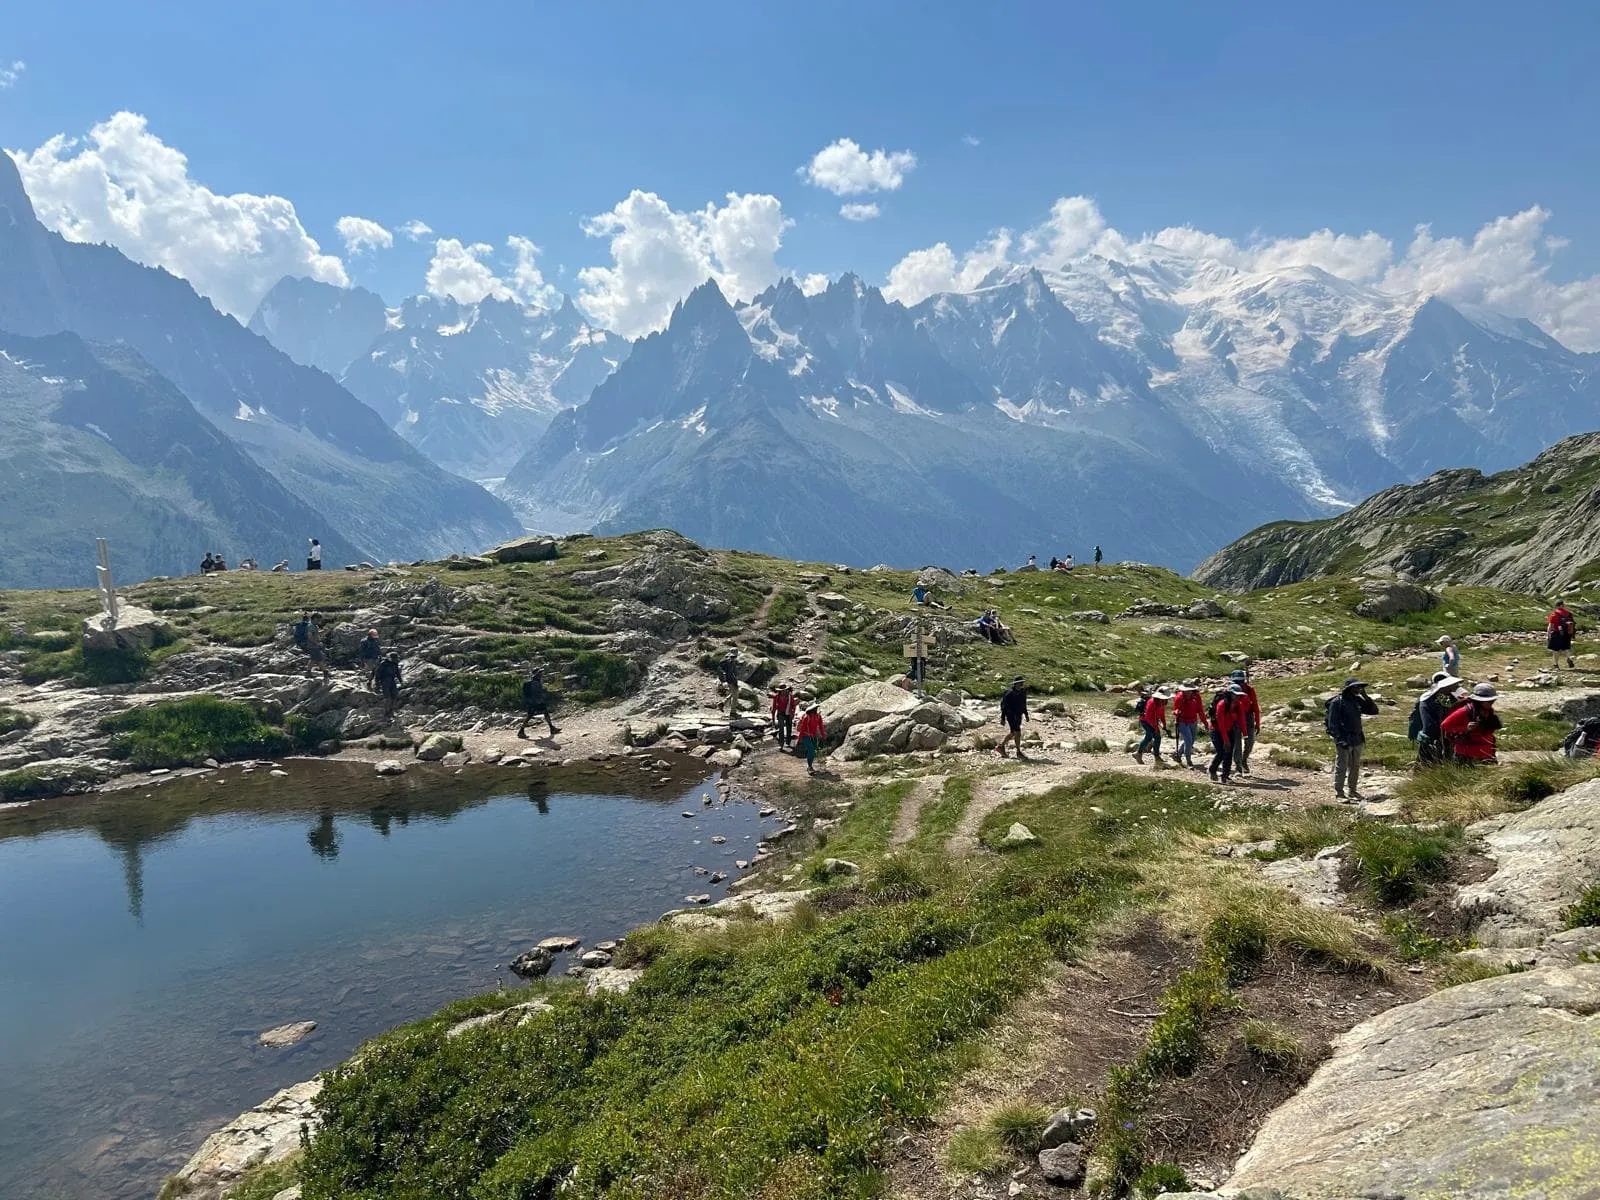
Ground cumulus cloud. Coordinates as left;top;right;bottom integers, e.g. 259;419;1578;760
577;190;791;337
839;202;880;222
802;137;916;196
424;236;554;307
799;273;831;296
335;215;393;255
0;60;23;89
962;134;982;147
398;218;432;241
882;194;1600;349
11;111;347;318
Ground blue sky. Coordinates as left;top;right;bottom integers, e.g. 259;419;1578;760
4;1;1599;342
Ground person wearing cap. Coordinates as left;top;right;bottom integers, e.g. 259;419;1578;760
1173;681;1207;769
997;676;1030;760
1441;682;1501;764
1326;679;1380;800
1208;682;1245;783
1437;635;1461;678
1230;668;1261;776
1414;672;1461;766
358;627;382;688
1135;686;1172;767
795;702;825;775
770;683;798;750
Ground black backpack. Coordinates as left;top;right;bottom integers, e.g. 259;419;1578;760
292;619;309;647
1134;695;1149;717
1407;701;1424;743
1324;695;1340;738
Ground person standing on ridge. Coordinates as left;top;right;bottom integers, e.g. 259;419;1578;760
795;702;825;775
1093;545;1102;565
517;667;560;738
1442;682;1501;764
997;676;1030;760
770;683;798;750
1326;678;1380;800
1548;600;1577;669
1173;680;1207;768
1230;668;1261;776
1135;686;1172;767
307;537;322;571
1438;635;1461;678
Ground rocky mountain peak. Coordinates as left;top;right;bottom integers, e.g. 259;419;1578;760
0;151;37;231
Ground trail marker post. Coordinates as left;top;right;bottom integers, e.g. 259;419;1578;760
95;538;118;627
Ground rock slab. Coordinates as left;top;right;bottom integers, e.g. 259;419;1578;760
257;1020;317;1048
164;1078;321;1200
1226;965;1600;1199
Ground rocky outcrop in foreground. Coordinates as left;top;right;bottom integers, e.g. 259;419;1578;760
163;1078;320;1200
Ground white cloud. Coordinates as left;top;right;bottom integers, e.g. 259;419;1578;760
802;137;916;196
882;194;1600;349
0;60;23;89
839;202;880;222
335;215;393;255
11;111;347;318
799;273;831;296
577;189;791;337
505;235;557;308
398;218;432;241
962;134;981;147
424;235;554;307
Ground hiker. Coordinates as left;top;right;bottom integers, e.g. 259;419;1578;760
770;683;798;749
976;609;1004;645
238;557;257;571
719;650;742;717
1326;678;1380;800
996;676;1029;759
358;628;382;688
213;555;228;571
271;560;289;573
1208;683;1244;783
301;613;331;681
1412;672;1461;766
1048;557;1058;571
1230;669;1260;776
307;537;323;571
1093;545;1102;565
375;653;403;719
1062;554;1073;571
1135;686;1173;767
1173;680;1207;768
200;552;215;575
1023;554;1038;571
795;703;825;775
292;611;313;651
911;583;947;609
1438;635;1461;678
1548;600;1577;669
1441;683;1500;765
516;668;560;738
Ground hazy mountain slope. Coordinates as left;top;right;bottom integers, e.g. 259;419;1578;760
0;154;521;561
1193;431;1600;593
246;276;388;377
0;331;362;588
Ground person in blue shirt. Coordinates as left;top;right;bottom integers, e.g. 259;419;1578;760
912;584;948;609
1438;636;1461;677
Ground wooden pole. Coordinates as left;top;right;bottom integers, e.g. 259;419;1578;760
95;538;118;626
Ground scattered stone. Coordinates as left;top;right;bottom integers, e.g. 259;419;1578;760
710;835;727;844
1069;610;1110;624
817;592;853;611
580;949;613;968
537;935;581;952
509;947;555;977
686;893;712;904
374;759;406;776
446;1000;553;1038
999;822;1039;848
585;967;645;996
257;1021;317;1048
414;732;464;762
1037;1142;1086;1187
1041;1107;1096;1150
269;768;288;778
709;871;727;883
441;750;471;767
818;858;860;878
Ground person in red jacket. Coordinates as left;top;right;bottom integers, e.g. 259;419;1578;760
1548;601;1577;670
1135;686;1172;767
770;683;798;749
1229;669;1261;776
1208;683;1246;783
795;703;825;775
1173;681;1208;768
1441;682;1501;763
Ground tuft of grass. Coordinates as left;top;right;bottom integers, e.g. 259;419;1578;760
1349;823;1459;906
1562;882;1600;929
945;1126;1007;1177
0;706;36;737
0;764;103;802
1075;736;1110;753
1381;914;1467;963
98;697;292;768
983;1100;1051;1155
1270;806;1355;859
1240;1019;1302;1070
1439;958;1527;988
1136;1163;1190;1196
865;854;935;903
1268;746;1325;771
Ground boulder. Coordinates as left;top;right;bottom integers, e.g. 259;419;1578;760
1037;1142;1086;1186
1353;579;1438;619
374;759;407;776
163;1078;322;1200
509;947;555;977
841;714;914;760
580;949;614;968
999;823;1039;848
1142;623;1204;640
446;1000;553;1038
821;680;920;737
907;723;947;751
585;967;645;996
81;605;172;652
257;1021;316;1048
1455;778;1600;946
1226;966;1600;1199
1069;610;1111;624
570;552;730;621
816;592;853;611
415;733;464;762
818;858;860;879
537;935;582;952
1041;1107;1096;1150
487;535;559;564
1185;598;1225;619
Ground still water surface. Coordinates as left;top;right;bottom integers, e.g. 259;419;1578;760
0;760;776;1200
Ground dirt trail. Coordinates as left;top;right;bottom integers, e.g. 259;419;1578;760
889;778;936;847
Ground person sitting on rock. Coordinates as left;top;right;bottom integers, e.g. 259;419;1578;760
200;552;215;575
517;667;560;739
796;703;825;775
996;676;1030;760
213;555;228;571
911;584;948;609
375;653;403;719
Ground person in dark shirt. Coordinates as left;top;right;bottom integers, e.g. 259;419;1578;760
375;654;403;719
1326;679;1380;800
358;629;382;688
997;676;1030;760
517;668;560;738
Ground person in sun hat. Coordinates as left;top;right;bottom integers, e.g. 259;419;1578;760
1437;635;1461;678
1229;667;1261;776
1208;681;1244;784
770;682;798;750
1325;678;1379;800
1135;685;1173;767
1413;671;1461;766
795;702;825;775
1441;681;1501;764
1172;680;1207;769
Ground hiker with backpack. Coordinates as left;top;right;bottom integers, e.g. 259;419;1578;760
1326;678;1380;800
358;628;382;688
770;683;798;749
1230;669;1261;776
1173;681;1207;768
1411;672;1461;766
997;676;1030;760
1548;601;1577;669
720;650;742;717
375;653;403;719
1441;683;1501;764
292;611;331;682
1134;686;1173;767
796;702;825;775
516;667;560;738
1208;683;1246;784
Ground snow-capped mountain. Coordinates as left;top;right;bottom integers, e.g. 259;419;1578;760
247;276;388;378
499;254;1600;569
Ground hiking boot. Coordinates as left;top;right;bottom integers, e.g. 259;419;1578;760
1208;769;1219;781
1335;789;1346;800
548;725;561;736
1134;751;1144;764
1016;750;1029;761
1349;790;1363;802
1153;757;1168;770
1571;656;1578;668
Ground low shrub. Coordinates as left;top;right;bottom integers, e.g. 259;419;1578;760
0;765;102;802
1075;737;1110;753
1136;1164;1190;1196
1240;1018;1302;1070
1562;882;1600;929
1350;823;1459;905
983;1100;1050;1154
99;697;292;768
0;706;36;737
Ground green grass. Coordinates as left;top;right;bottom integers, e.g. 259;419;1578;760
808;779;914;868
98;697;294;768
1349;822;1460;905
0;764;104;802
909;777;973;853
1563;882;1600;929
1240;1018;1302;1070
944;1126;1006;1176
983;1100;1051;1154
0;706;36;736
1268;747;1326;771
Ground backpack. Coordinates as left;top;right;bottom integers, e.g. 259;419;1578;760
523;677;545;705
1209;693;1229;725
1407;701;1424;743
1562;612;1577;637
1134;695;1149;718
292;619;309;647
1324;696;1340;738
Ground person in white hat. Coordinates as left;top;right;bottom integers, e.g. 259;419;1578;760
1173;681;1206;768
1413;672;1460;766
1437;635;1461;678
1441;682;1500;764
1135;686;1173;767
